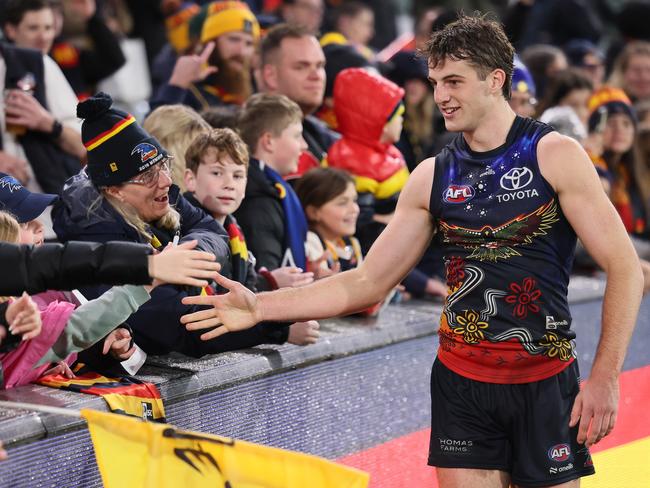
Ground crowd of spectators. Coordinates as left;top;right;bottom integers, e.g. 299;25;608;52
0;0;648;402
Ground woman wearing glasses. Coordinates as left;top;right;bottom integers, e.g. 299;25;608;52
52;93;290;360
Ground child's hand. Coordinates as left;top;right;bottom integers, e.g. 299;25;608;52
309;252;341;280
6;293;42;341
102;328;135;361
43;361;76;379
270;267;314;288
288;321;320;345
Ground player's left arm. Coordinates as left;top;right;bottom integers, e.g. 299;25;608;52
538;132;644;447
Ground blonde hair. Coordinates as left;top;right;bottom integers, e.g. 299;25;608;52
143;105;211;192
0;211;20;301
90;191;181;242
608;41;650;98
0;211;20;244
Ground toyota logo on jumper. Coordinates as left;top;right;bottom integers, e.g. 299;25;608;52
500;167;533;191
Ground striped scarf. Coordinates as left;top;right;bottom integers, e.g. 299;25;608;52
38;363;166;422
225;214;248;284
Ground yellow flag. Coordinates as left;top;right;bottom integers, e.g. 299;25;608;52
82;409;369;488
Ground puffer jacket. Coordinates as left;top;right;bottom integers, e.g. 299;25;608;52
328;68;409;215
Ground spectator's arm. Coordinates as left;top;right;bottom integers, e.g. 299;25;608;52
0;241;152;296
37;285;150;365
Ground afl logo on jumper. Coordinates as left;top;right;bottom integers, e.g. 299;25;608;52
444;184;475;204
500;167;533;190
548;444;572;462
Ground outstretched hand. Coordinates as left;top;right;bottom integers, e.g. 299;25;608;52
148;240;221;288
181;273;261;341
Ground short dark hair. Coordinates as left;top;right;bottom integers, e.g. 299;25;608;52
185;128;249;174
425;14;514;99
294;167;355;223
260;23;313;66
1;0;53;26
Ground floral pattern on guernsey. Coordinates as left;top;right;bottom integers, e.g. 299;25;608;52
452;310;488;344
538;332;573;361
505;277;542;319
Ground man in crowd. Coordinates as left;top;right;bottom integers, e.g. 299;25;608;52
150;0;259;110
257;23;338;177
0;0;85;193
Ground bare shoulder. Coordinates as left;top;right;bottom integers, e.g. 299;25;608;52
398;157;436;212
537;132;597;193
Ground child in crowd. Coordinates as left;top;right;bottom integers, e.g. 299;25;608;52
294;168;362;274
326;67;409;253
295;167;395;316
236;93;316;287
183;128;319;345
327;67;447;299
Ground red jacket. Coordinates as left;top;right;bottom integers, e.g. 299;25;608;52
328;68;408;199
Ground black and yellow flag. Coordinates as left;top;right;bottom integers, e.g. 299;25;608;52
82;409;369;488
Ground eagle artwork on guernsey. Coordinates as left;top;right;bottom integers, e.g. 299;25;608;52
438;199;560;262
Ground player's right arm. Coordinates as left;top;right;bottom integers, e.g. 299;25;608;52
181;158;438;340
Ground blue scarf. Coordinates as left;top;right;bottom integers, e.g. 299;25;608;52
262;164;307;269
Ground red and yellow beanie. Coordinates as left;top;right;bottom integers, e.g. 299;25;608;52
587;86;637;132
200;1;260;44
165;2;201;53
78;93;168;187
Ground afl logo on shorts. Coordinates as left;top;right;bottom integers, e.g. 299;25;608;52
444;184;475;204
548;444;571;462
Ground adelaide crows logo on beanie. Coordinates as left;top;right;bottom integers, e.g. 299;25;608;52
78;92;168;187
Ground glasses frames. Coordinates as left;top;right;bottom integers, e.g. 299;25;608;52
125;157;174;186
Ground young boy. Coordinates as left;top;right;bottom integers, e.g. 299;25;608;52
236;93;316;286
183;128;319;345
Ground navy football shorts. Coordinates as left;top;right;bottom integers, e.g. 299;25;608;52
428;358;596;486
